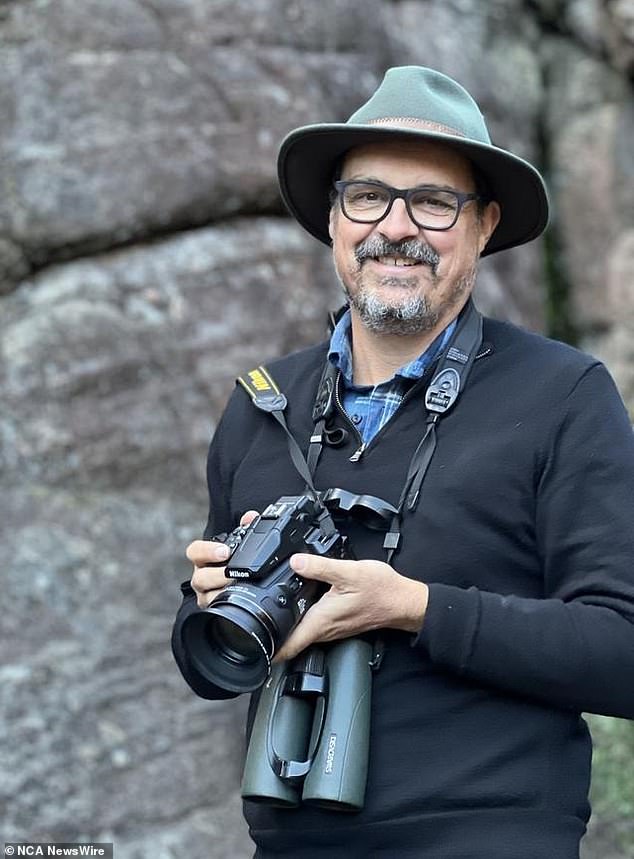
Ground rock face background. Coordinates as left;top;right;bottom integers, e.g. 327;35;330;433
1;1;633;857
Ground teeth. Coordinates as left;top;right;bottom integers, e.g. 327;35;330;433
377;255;419;267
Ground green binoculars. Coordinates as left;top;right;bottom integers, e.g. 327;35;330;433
241;638;373;811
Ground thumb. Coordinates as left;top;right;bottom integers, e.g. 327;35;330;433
290;553;354;585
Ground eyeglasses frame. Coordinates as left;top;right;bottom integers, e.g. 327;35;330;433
333;179;484;232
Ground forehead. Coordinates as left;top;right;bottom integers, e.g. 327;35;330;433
340;140;475;188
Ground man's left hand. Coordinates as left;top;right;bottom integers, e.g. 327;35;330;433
274;554;429;662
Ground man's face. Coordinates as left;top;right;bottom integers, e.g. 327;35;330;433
328;140;500;336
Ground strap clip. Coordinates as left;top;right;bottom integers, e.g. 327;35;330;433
425;367;460;414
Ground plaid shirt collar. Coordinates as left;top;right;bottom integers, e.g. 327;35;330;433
328;309;457;387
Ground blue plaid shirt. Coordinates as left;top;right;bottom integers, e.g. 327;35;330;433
328;310;456;444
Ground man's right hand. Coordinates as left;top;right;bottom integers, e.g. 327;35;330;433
186;510;259;608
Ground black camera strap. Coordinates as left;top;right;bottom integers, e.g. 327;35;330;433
236;366;337;536
237;366;322;500
381;299;482;563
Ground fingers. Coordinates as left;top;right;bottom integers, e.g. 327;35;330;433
186;511;260;610
195;587;225;609
290;553;359;586
186;539;229;608
186;539;230;567
240;509;259;526
191;565;229;602
186;509;259;567
275;558;428;661
275;607;331;662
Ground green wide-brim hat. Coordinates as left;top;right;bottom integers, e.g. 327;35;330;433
277;66;549;257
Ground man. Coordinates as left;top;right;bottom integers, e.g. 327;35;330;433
172;67;634;858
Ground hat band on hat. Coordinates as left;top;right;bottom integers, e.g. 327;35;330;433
365;117;466;137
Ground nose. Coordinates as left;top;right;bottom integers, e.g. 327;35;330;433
376;197;420;241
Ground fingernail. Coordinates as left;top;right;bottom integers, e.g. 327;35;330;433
215;545;230;562
291;554;305;572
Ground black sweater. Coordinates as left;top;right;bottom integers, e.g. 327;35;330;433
172;315;634;859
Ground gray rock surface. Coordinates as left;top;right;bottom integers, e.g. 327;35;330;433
1;220;340;492
544;41;631;326
1;0;388;275
0;484;251;855
605;0;634;74
1;1;632;858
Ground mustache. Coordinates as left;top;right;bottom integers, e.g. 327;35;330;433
354;236;441;271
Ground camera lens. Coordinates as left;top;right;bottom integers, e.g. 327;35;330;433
209;616;263;663
179;556;324;694
181;600;274;693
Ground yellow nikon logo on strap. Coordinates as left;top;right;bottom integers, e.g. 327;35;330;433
248;369;272;392
238;366;283;408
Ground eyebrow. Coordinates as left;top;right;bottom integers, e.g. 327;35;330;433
343;176;462;192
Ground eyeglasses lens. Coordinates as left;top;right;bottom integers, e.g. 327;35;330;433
341;183;460;229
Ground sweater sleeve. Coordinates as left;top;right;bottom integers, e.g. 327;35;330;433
415;362;634;718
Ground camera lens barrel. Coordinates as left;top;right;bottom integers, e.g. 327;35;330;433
180;559;323;694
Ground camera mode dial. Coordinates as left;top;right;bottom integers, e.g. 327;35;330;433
225;526;248;553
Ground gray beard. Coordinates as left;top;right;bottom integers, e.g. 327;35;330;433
346;285;436;335
342;262;480;336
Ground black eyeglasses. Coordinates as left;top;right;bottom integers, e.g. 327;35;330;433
334;180;482;231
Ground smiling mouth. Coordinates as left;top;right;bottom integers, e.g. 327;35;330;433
373;255;422;267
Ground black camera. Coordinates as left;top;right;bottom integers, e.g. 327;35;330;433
180;489;395;694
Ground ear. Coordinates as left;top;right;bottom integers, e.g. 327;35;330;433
328;204;337;243
478;201;501;253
